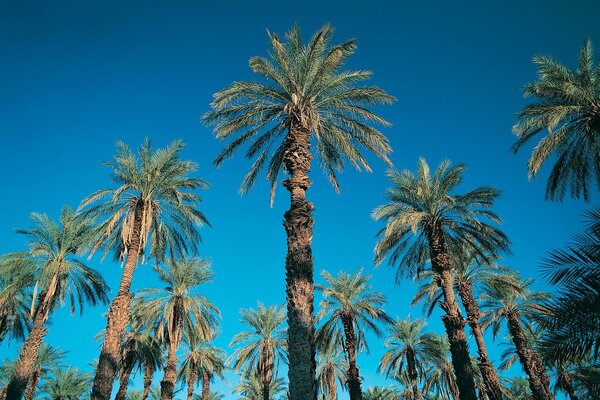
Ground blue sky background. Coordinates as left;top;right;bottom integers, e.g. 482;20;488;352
1;0;599;398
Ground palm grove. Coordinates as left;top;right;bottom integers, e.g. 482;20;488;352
0;25;599;400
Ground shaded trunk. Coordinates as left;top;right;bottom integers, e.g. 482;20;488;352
262;380;270;400
506;311;553;400
4;280;57;400
91;205;143;400
456;280;504;400
325;363;336;400
406;348;420;400
161;338;181;400
340;314;363;400
142;362;154;400
24;369;40;400
282;120;316;400
201;371;210;400
187;369;198;400
115;355;135;400
426;224;477;400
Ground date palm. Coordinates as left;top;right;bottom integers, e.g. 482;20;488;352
229;304;287;400
23;344;67;400
379;317;446;400
203;24;394;400
316;341;346;400
81;139;209;400
480;272;553;400
512;40;600;200
40;367;93;400
373;158;509;400
0;256;34;345
235;375;287;400
135;258;219;400
177;331;226;400
3;207;109;400
316;269;392;400
362;386;398;400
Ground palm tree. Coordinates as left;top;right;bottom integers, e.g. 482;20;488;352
378;317;446;400
373;158;510;400
421;340;458;400
81;139;209;400
235;375;287;400
3;207;109;400
193;391;225;400
39;367;92;400
480;272;553;400
203;24;394;400
316;343;346;400
512;40;600;200
362;386;398;400
0;256;34;345
504;377;533;400
135;258;219;400
316;269;391;400
229;304;287;400
23;344;67;400
177;331;226;400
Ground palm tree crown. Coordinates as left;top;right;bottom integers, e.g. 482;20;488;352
512;40;600;200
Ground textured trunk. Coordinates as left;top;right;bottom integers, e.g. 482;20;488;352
456;280;503;400
91;205;144;400
114;357;135;400
326;366;336;400
142;362;154;400
160;338;181;400
262;379;270;400
426;224;477;400
406;348;420;400
201;371;210;400
341;315;363;400
24;369;40;400
506;311;553;400
282;120;316;400
187;369;198;400
4;280;57;400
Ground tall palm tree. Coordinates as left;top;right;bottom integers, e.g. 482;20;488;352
512;40;600;200
316;269;392;400
39;366;93;400
203;24;394;400
3;207;109;400
235;375;287;400
24;344;67;400
81;139;209;400
316;341;346;400
480;273;553;400
378;317;446;400
177;331;226;400
422;354;458;400
135;258;219;400
0;256;34;345
229;304;287;400
373;158;510;400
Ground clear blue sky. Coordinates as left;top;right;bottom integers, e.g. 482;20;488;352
1;1;598;398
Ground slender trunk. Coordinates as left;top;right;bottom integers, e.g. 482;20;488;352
187;369;198;400
262;379;270;400
91;205;144;400
201;371;210;400
142;362;154;400
406;348;420;400
282;120;316;400
161;340;180;400
325;363;336;400
340;314;363;400
505;311;553;400
426;224;477;400
114;356;135;400
456;280;504;400
24;369;40;400
4;279;57;400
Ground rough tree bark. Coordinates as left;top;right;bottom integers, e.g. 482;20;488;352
114;352;135;400
186;369;198;400
24;369;40;400
282;120;317;400
142;362;154;400
91;204;143;400
160;342;179;400
201;371;210;400
456;280;504;400
425;223;478;400
406;348;420;400
341;314;363;400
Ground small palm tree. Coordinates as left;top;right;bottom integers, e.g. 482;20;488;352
135;258;220;400
23;344;67;400
512;40;600;200
421;339;458;400
204;25;394;400
362;387;398;400
235;375;287;400
177;330;226;400
316;341;346;400
504;377;533;400
229;303;287;400
373;158;510;400
39;366;92;400
316;269;391;400
193;391;225;400
4;207;109;400
480;272;553;400
378;317;446;400
81;139;209;400
0;256;34;345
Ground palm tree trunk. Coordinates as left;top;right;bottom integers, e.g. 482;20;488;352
326;365;336;400
406;348;420;400
201;371;210;400
426;225;477;400
160;341;179;400
340;314;363;400
262;379;270;400
91;206;143;400
142;362;154;400
115;358;135;400
187;369;198;400
24;369;40;400
282;120;316;400
4;280;56;400
505;311;553;400
456;280;503;400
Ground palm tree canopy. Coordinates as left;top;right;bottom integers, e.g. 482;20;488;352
316;340;347;398
362;386;398;400
316;269;391;353
235;375;287;400
177;330;226;386
228;303;287;379
203;24;395;203
0;254;34;344
512;39;600;200
373;158;510;280
79;139;209;262
39;366;92;400
135;257;220;346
